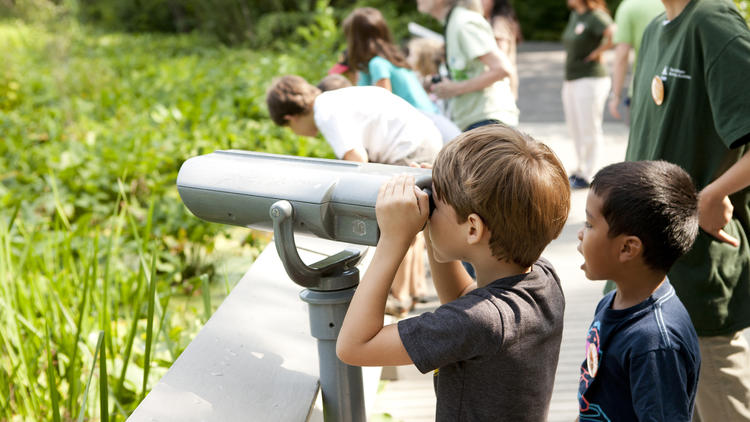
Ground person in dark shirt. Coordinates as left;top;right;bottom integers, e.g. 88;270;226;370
577;161;701;421
337;125;571;421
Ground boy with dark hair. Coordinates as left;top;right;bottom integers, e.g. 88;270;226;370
337;125;571;421
577;160;701;421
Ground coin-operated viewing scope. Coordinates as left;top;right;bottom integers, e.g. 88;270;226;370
177;150;432;247
177;150;433;422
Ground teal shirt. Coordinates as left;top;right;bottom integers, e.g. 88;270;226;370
358;56;438;114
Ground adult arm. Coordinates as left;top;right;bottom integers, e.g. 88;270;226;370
698;149;750;246
431;50;511;99
342;147;368;163
336;175;429;366
608;43;630;119
585;23;616;63
423;228;476;304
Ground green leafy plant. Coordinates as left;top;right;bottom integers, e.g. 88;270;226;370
0;14;337;420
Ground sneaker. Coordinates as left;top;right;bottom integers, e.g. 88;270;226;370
569;175;590;190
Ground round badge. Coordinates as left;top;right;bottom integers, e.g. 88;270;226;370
586;343;599;377
575;22;585;35
651;76;665;106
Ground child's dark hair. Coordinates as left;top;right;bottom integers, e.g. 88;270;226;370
591;160;699;272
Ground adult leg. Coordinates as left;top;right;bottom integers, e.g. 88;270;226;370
561;79;584;179
575;77;610;182
694;331;750;421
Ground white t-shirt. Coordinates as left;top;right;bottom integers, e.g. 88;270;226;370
314;86;442;164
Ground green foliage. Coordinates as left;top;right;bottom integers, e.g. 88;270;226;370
512;0;622;41
0;13;337;420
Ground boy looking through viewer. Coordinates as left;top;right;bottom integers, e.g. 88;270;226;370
577;161;701;421
336;125;571;421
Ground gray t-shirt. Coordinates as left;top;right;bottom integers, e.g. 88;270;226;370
398;258;564;421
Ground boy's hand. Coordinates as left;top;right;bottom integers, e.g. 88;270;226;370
376;175;429;245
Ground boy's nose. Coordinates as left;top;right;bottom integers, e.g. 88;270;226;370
577;227;584;240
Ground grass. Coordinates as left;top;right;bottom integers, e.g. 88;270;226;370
0;10;339;420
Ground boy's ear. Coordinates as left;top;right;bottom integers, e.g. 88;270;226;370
283;114;295;123
465;213;486;246
618;235;643;263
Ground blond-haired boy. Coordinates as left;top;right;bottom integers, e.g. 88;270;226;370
337;125;571;420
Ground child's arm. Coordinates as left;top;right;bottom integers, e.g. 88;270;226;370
374;77;393;92
431;50;511;99
336;175;430;367
423;229;476;304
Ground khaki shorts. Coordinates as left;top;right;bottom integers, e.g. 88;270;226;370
693;331;750;422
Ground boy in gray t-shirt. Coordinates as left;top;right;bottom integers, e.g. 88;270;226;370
337;125;571;421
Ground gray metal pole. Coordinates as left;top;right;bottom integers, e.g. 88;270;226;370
300;287;366;422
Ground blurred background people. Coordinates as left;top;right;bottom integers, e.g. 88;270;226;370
417;0;520;131
317;73;353;91
482;0;522;99
607;0;663;121
343;7;460;144
561;0;615;189
266;76;443;317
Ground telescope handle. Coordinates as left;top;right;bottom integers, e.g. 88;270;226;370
270;200;362;290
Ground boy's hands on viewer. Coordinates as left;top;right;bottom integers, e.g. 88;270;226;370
376;175;429;246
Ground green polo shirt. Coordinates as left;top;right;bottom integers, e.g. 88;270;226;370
627;0;750;336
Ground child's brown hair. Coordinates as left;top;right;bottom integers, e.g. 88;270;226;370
343;7;410;73
265;75;321;126
407;37;444;78
432;125;570;267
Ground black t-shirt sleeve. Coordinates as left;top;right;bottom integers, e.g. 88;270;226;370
629;349;694;421
397;294;504;374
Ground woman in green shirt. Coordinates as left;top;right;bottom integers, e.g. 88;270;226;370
561;0;615;189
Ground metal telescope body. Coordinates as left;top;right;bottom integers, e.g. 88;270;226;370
177;150;432;247
177;150;432;422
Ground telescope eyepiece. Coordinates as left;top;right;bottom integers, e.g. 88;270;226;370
423;187;436;218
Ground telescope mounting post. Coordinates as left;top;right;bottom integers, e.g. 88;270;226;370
270;200;367;422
